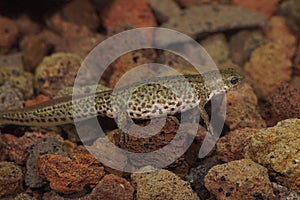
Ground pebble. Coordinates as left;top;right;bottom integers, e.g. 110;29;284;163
175;0;231;7
0;162;23;197
229;30;267;66
99;0;157;31
0;53;23;68
25;137;67;188
34;53;82;97
216;128;259;162
204;159;275;199
0;16;19;54
132;167;199;200
293;45;300;75
225;82;266;130
0;67;34;99
0;82;24;111
232;0;279;18
272;182;300;200
162;5;267;38
37;152;105;194
245;118;300;193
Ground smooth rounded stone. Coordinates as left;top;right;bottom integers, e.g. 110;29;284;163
0;162;23;197
0;67;34;99
216;128;259;162
229;30;267;66
34;53;83;97
225;83;266;130
200;33;230;66
147;0;181;23
132;167;200;200
161;5;267;38
204;159;275;199
25;136;67;188
245;118;300;193
272;182;300;200
0;16;19;54
278;0;300;35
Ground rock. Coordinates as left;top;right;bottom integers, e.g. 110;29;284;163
290;76;300;91
185;156;220;200
293;45;300;75
147;0;181;23
0;132;44;165
225;82;266;130
175;0;231;7
24;94;50;107
245;118;300;192
37;152;105;194
204;159;275;199
99;0;157;31
0;82;24;111
216;128;259;162
34;53;82;97
60;0;99;31
0;16;19;54
229;30;267;66
264;83;300;126
21;35;49;72
25;137;67;188
15;14;41;36
88;174;134;200
0;53;23;68
46;13;92;39
278;0;300;37
0;67;34;99
200;33;231;66
132;168;199;200
272;182;300;200
232;0;279;18
162;5;267;38
0;162;23;197
244;16;296;98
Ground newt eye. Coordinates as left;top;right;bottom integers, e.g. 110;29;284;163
229;76;239;85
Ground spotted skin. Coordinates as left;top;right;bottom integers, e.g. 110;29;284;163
0;68;243;129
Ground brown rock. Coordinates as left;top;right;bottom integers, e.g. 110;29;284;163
162;5;267;38
272;182;300;200
0;53;23;68
34;53;82;97
264;83;300;126
0;82;24;111
216;128;259;162
225;83;266;130
245;118;300;193
132;167;199;200
37;152;105;194
244;16;296;97
15;14;41;36
204;159;275;199
89;174;134;200
175;0;231;7
147;0;181;23
0;16;19;54
232;0;279;18
99;0;157;31
277;0;300;35
61;0;99;31
294;45;300;75
0;162;23;197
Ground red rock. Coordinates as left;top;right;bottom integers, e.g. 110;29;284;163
37;152;105;194
264;83;300;126
204;159;275;199
24;94;50;107
0;16;19;54
225;83;266;130
99;0;157;31
217;128;258;162
232;0;279;18
89;174;134;200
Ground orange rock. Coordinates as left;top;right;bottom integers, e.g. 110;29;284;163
24;94;50;107
232;0;279;18
99;0;157;31
37;152;105;194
